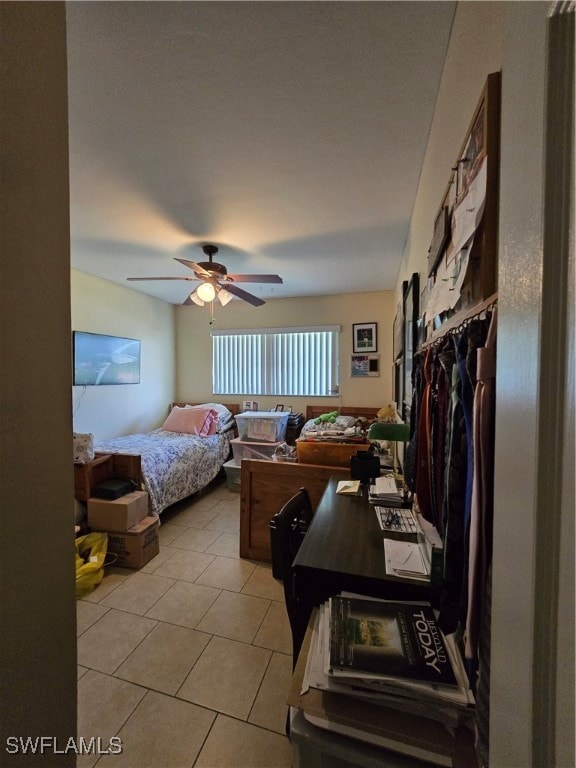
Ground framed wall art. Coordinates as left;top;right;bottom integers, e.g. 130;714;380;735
73;331;140;386
427;203;450;277
352;322;377;353
454;72;501;303
392;303;403;361
393;360;403;409
351;354;379;378
456;103;486;203
402;273;419;414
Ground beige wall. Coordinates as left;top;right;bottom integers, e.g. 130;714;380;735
492;4;573;766
71;269;176;440
175;290;395;414
0;4;76;764
396;2;574;765
397;1;506;295
2;3;568;766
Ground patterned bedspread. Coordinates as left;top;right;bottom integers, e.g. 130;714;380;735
95;429;231;517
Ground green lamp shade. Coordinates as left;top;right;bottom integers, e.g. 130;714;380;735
367;421;410;442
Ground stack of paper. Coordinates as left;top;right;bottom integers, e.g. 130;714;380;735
369;475;403;506
288;601;477;767
307;595;475;728
384;539;429;580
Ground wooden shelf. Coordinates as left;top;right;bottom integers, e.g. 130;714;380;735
422;292;498;349
74;453;141;501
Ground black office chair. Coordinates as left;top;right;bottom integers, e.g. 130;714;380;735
269;487;314;669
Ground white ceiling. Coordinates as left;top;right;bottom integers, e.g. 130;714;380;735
66;1;455;306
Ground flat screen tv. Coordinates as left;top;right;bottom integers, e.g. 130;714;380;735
73;331;140;385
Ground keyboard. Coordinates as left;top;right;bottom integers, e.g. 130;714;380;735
375;506;419;540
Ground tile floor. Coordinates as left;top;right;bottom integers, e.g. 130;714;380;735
77;475;294;768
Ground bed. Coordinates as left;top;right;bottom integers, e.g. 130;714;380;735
94;402;240;517
303;405;380;428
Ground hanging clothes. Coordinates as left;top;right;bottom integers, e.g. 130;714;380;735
475;560;493;767
403;353;423;493
466;308;497;660
415;347;434;523
456;327;475;533
409;302;496;647
430;338;451;535
438;344;468;634
454;320;488;633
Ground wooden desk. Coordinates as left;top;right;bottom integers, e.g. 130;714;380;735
293;478;437;605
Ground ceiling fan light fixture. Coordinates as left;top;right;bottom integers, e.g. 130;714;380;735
217;287;234;306
189;289;205;306
197;281;216;302
128;243;282;307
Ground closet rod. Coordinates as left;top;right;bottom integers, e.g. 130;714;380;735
421;292;498;349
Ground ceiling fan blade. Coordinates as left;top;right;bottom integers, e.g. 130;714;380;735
173;258;211;277
127;276;199;282
226;274;283;284
223;283;265;307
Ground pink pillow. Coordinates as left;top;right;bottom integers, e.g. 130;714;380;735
162;407;218;436
203;417;219;436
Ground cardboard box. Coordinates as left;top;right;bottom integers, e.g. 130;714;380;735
105;516;159;569
88;490;149;532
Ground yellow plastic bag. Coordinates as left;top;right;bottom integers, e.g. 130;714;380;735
75;532;108;598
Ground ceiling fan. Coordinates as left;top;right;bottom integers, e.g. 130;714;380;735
127;244;283;307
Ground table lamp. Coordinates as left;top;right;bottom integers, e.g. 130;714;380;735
367;421;410;478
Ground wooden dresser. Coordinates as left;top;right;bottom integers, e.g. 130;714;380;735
240;459;349;562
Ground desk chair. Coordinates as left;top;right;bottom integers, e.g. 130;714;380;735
269;488;314;668
269;487;315;735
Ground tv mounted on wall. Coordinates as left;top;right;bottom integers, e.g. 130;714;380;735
73;331;141;385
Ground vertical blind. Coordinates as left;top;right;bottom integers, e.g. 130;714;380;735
211;325;340;396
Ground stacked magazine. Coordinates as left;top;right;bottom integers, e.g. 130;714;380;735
304;594;475;731
368;475;404;507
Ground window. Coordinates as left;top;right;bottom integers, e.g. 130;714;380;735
212;325;340;397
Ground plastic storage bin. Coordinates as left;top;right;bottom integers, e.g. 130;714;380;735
223;458;242;493
235;411;289;442
290;709;419;768
231;437;282;461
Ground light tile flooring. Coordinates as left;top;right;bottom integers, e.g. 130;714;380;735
77;476;293;768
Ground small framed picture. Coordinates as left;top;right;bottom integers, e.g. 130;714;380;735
353;322;377;353
402;273;419;408
274;404;285;412
456;100;486;204
351;354;380;378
